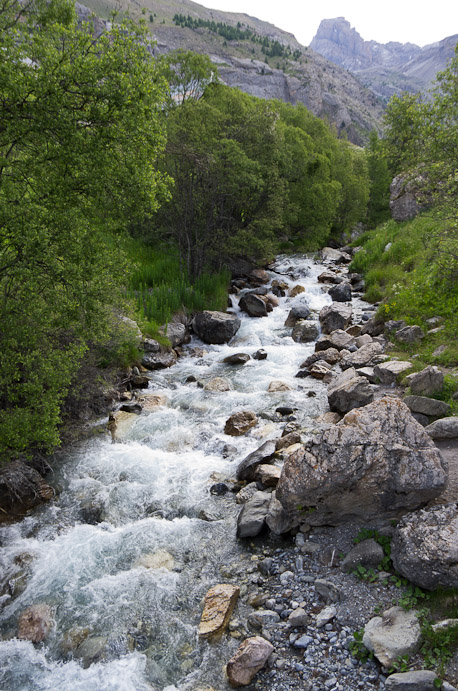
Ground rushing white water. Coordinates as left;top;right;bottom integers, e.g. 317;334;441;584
0;255;361;690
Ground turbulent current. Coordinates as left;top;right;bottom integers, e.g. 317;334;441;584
0;255;369;691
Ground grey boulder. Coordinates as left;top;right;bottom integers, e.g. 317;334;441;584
408;366;444;396
425;417;458;439
319;302;352;334
236;440;276;482
192;311;241;344
239;293;268;317
404;395;451;418
363;606;421;668
236;491;271;538
327;367;374;414
292;320;319;343
328;281;352;302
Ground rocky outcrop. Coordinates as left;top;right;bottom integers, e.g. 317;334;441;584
363;606;422;668
390;173;429;223
391;504;458;590
198;584;240;639
276;396;447;525
192;311;241;344
226;636;274;687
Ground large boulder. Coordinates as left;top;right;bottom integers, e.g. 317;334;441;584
319;303;352;334
236;440;276;482
226;636;274;687
340;342;384;370
192;311;241;344
236;491;271;537
239;293;268;317
198;584;240;640
391;503;458;590
292;321;319;343
276;397;447;525
327;367;374;414
425;417;458;439
284;305;311;326
363;606;422;668
404;395;451;418
408;366;444;396
328;281;352;302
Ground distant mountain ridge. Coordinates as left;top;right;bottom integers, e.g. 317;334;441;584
310;17;458;101
76;0;383;145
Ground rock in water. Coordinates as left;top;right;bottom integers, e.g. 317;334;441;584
224;411;257;436
192;311;241;344
236;440;276;482
319;302;352;333
198;584;240;640
17;604;53;643
363;606;422;668
276;396;447;525
237;491;271;537
239;293;268;317
391;504;458;590
226;636;274;687
292;321;319;343
328;281;352;302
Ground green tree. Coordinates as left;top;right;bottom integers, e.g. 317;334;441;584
331;141;370;237
366;130;391;227
382;93;426;176
161;49;217;104
0;0;169;458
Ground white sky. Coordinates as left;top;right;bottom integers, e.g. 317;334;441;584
198;0;458;48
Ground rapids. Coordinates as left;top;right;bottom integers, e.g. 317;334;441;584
0;254;368;690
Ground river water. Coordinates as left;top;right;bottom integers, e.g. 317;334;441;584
0;254;366;690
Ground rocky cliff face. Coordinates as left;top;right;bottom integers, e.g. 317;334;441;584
310;17;457;101
77;1;383;144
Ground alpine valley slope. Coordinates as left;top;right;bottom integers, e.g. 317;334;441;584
310;17;458;102
76;0;383;145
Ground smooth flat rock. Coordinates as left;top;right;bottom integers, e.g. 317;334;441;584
198;584;240;640
385;670;440;690
374;360;412;384
425;417;458;439
404;395;451;418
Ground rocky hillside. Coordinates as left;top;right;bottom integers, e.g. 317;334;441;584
76;0;383;145
310;17;458;101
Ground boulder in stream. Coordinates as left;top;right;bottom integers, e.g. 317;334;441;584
224;411;257;436
319;303;352;333
192;311;241;344
239;293;268;317
17;604;54;643
198;583;240;640
236;440;276;482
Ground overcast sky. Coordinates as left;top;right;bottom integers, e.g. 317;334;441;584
199;0;458;48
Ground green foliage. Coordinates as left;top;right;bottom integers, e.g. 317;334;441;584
422;620;458;674
0;0;168;459
353;527;392;572
161;49;217;104
349;628;373;663
366;130;391;227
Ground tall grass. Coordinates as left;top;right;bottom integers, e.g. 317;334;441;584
124;239;230;335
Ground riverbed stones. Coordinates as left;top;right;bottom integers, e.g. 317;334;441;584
237;491;271;537
385;670;446;690
340;342;384;370
284;305;311;326
425;416;458;439
224;411;257;436
404;395;451;418
289;284;305;297
328;281;352;302
17;604;53;643
391;503;458;590
236;440;276;481
198;583;240;640
374;360;413;384
223;353;250;365
327;367;374;414
226;636;274;687
407;366;444;396
204;377;233;392
362;606;422;668
141;351;177;370
192;311;241;344
276;396;447;525
315;330;355;351
239;293;268;317
292;320;319;343
319;302;352;334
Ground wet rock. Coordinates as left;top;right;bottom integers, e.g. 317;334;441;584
315;330;354;352
404;395;451;418
275;406;295;416
141;351;177;370
340;342;384;370
235;482;259;505
255;464;281;487
328;281;352;302
236;440;276;482
395;325;425;344
385;670;445;690
130;374;149;389
239;293;268;318
302;348;341;368
276;396;447;525
108;411;138;442
223;353;251;365
60;627;90;655
75;635;107;667
198;583;240;640
136;393;167;411
0;460;54;511
224;411;257;436
327;367;374;414
252;349;267;360
236;491;271;537
135;549;174;570
275;432;301;450
391;503;458;590
407;366;444;396
425;417;458;439
322;247;352;263
267;381;293;392
249;269;270;285
210;483;229;496
363;606;421;668
192;311;241;344
17;604;53;643
204;377;233;392
284;305;311;327
341;539;385;573
289;284;305;297
226;636;274;687
292;321;319;343
119;403;142;415
374;360;413;384
319;303;352;334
